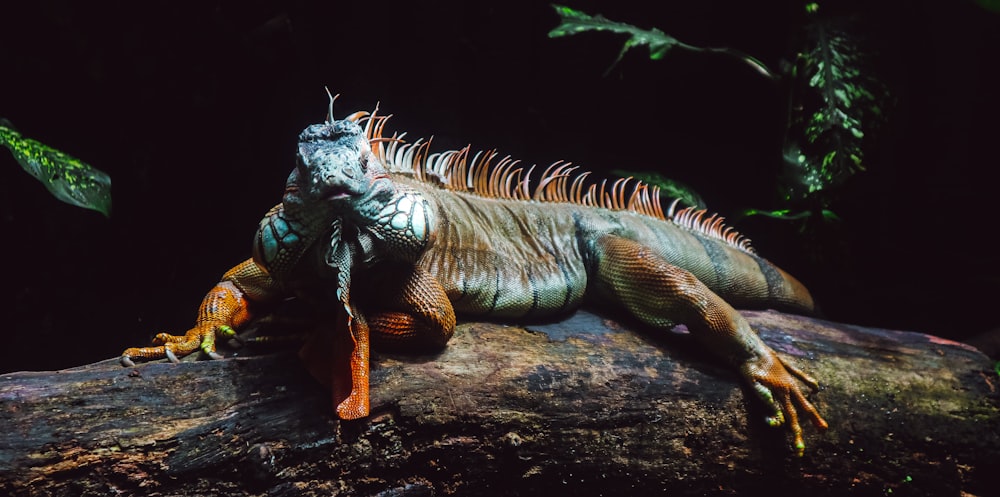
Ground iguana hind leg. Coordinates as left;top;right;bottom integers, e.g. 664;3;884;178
592;235;828;455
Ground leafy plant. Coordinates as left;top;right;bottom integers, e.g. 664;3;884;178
780;7;888;208
548;3;889;225
1;120;111;217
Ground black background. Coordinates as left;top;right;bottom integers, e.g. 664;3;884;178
2;0;998;373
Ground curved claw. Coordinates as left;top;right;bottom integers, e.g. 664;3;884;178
120;267;261;366
165;347;180;363
742;350;828;456
119;323;231;366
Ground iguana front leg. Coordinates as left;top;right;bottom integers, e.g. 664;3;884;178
298;300;371;419
592;235;828;455
299;264;456;419
121;259;280;366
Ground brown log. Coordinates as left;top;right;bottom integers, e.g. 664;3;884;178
1;310;998;496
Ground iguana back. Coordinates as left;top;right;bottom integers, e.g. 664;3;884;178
404;176;813;320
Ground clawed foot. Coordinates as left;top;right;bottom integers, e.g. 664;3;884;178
741;350;829;456
120;323;237;367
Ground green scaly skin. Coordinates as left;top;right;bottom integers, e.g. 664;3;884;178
122;113;828;455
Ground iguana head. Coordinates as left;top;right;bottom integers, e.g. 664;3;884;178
284;119;394;223
256;115;433;279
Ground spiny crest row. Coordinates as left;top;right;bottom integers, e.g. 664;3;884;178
344;109;755;254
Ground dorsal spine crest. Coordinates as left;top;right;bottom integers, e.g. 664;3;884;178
345;109;755;255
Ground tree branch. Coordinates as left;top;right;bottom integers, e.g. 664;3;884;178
1;310;997;496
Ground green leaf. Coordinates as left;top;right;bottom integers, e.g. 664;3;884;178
610;169;706;209
1;122;112;216
740;208;840;222
549;5;683;60
975;0;1000;14
741;209;813;221
548;4;775;79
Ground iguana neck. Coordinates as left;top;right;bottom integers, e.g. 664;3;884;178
253;183;434;280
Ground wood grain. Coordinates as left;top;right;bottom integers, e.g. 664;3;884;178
1;310;997;496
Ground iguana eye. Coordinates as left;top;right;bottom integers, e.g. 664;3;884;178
359;150;372;170
295;153;309;177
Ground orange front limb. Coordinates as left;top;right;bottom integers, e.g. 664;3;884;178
297;301;371;419
333;304;370;419
299;265;455;419
121;259;276;367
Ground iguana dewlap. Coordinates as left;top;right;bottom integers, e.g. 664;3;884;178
122;105;827;455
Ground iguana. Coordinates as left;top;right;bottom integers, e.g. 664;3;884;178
121;102;828;454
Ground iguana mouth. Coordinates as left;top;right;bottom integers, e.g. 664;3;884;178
323;173;391;201
324;187;353;201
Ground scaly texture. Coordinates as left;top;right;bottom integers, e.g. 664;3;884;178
122;104;827;455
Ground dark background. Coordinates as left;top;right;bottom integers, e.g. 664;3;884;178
1;1;997;373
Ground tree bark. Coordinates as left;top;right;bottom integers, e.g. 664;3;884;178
1;310;997;496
